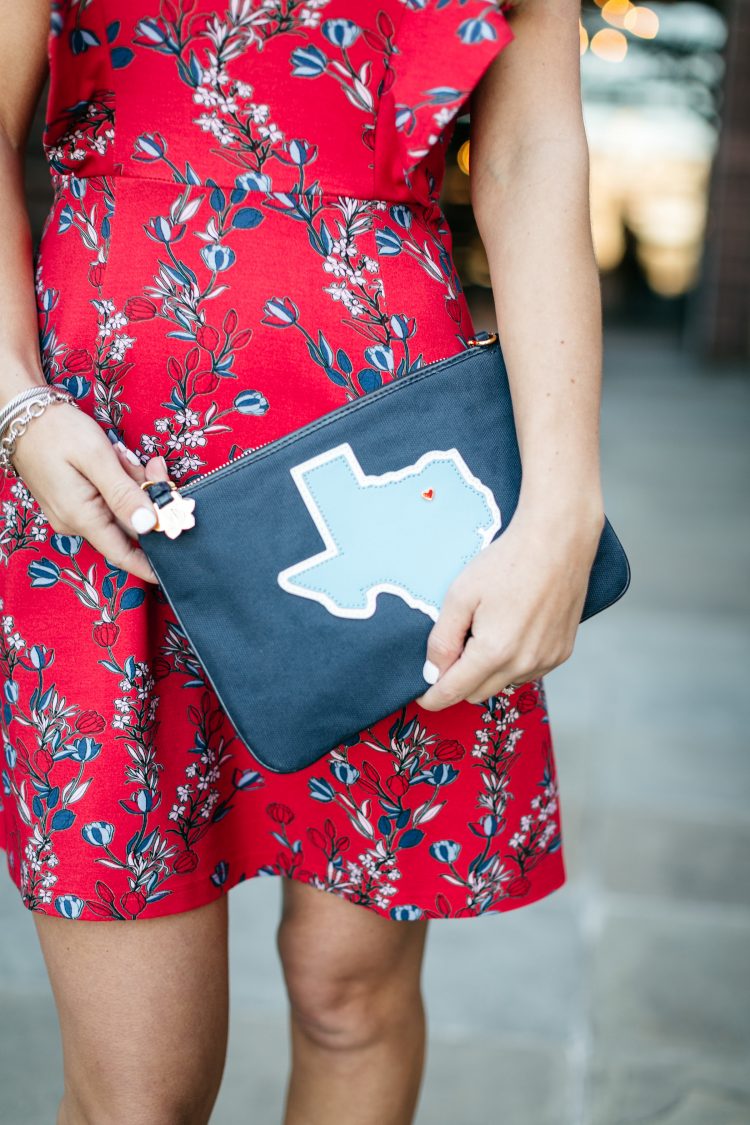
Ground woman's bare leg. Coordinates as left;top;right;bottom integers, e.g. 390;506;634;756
277;879;429;1125
33;895;229;1125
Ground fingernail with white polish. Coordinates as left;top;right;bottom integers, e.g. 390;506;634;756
422;659;440;685
132;506;157;534
115;440;142;467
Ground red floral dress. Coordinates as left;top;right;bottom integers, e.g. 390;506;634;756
0;0;567;922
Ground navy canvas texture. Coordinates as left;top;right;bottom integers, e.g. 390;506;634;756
139;342;631;773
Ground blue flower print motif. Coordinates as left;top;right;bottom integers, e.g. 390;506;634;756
60;374;92;399
309;777;335;802
391;904;424;921
375;226;402;256
389;314;417;342
136;788;154;812
237;171;272;192
363;345;394;374
133;132;167;160
330;761;360;786
414;763;459;787
321;19;361;49
70;737;103;763
201;244;236;272
146;215;185;244
28;559;61;588
134;17;172;49
51;533;84;556
55;894;85;919
234;390;270;416
28;645;55;670
82;821;115;847
474;814;501;837
291;45;328;78
389;205;413;231
262;297;300;327
280;139;317;167
430;840;461;864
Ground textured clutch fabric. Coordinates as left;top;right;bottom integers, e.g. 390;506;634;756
138;336;631;773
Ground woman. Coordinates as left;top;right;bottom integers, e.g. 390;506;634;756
0;1;604;1122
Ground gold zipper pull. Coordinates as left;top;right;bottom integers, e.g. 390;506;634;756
140;479;196;539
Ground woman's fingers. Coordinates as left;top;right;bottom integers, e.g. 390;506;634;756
465;666;548;705
82;510;159;584
111;439;146;482
12;409;163;583
143;454;170;482
82;450;170;584
420;581;475;684
69;438;160;582
83;444;158;539
415;635;491;711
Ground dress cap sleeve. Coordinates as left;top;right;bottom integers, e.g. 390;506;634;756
377;0;515;186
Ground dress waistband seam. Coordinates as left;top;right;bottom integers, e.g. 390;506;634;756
49;168;438;210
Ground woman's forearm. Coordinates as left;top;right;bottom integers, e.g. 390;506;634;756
473;131;604;522
469;0;604;529
0;131;48;406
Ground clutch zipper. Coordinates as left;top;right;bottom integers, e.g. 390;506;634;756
141;331;498;533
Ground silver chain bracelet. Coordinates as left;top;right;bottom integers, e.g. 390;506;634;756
0;386;79;478
0;384;61;434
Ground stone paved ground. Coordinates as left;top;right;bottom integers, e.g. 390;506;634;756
2;327;749;1124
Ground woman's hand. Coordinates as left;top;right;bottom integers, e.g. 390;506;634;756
415;499;605;709
10;401;168;584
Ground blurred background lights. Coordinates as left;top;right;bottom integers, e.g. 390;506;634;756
624;6;660;36
444;0;730;312
601;0;634;28
580;20;590;54
590;27;629;60
457;140;470;176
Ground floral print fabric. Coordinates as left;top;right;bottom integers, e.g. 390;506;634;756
0;0;566;922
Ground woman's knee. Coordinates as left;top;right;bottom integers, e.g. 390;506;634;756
56;1023;225;1125
276;881;427;1051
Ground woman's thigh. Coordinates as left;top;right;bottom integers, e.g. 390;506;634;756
33;894;229;1125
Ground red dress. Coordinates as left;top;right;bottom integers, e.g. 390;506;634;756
0;0;567;922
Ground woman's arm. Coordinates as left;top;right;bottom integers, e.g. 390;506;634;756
417;0;606;709
0;0;159;581
0;0;53;397
471;0;604;518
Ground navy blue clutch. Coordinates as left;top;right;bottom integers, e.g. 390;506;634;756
138;335;631;773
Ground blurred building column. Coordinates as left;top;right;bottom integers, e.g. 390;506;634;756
690;0;750;362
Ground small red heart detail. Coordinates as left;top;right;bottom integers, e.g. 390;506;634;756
421;488;434;500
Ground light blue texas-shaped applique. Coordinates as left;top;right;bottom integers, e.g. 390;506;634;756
277;442;501;622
